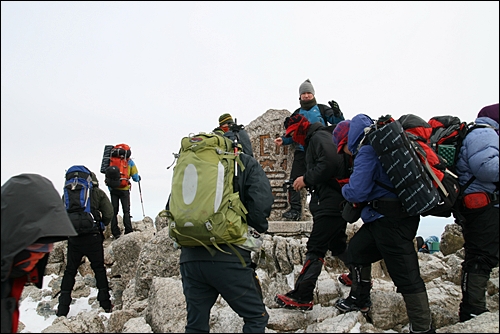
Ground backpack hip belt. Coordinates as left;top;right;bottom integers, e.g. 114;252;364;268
370;198;410;218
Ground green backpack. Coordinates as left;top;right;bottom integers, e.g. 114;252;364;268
160;133;250;265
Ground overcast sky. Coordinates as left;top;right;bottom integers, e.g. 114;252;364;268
2;1;498;239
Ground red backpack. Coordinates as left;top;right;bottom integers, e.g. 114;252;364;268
105;144;131;189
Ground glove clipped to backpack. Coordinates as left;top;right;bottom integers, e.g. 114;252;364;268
328;100;342;118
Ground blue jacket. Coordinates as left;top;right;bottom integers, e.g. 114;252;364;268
282;104;345;151
341;114;398;222
455;116;499;201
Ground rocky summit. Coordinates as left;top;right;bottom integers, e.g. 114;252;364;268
21;217;499;333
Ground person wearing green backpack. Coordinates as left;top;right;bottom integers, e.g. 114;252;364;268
165;132;274;333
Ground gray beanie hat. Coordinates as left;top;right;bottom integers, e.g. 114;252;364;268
299;79;315;96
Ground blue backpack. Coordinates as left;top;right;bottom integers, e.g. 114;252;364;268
64;165;97;235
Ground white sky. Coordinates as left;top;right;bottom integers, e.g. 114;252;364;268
2;1;499;239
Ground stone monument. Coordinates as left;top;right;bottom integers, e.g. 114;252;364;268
245;109;311;221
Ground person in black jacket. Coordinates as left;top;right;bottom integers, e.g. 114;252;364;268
57;171;114;317
169;149;274;332
275;113;349;311
215;113;254;157
275;79;344;220
2;174;77;333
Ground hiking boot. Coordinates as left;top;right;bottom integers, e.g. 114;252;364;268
335;296;372;313
282;209;301;221
275;294;313;311
338;273;352;286
56;291;72;317
56;305;69;317
101;303;113;313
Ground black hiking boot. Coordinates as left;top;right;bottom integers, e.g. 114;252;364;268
100;301;113;313
335;296;372;313
282;209;301;221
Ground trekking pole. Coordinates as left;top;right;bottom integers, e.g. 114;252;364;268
138;180;145;218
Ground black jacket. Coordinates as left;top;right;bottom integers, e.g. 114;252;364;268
1;174;77;284
303;123;348;218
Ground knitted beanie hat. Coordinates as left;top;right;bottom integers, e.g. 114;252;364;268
477;103;499;124
219;113;234;126
299;79;315;96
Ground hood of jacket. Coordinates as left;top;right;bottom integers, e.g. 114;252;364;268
347;114;374;156
1;174;77;282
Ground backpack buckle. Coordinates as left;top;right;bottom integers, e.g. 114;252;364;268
205;221;213;231
169;222;176;229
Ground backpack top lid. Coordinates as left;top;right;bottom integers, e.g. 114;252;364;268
112;143;131;159
399;114;432;142
65;165;92;180
428;116;468;146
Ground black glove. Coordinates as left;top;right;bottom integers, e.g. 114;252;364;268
328;100;342;118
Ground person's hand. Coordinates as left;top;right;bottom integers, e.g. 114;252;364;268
293;176;306;191
328;100;342;117
274;137;283;146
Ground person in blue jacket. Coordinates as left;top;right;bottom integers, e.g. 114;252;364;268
335;113;434;333
455;103;499;322
274;79;344;221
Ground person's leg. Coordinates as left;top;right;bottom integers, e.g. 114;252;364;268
374;216;433;332
120;190;133;234
279;215;347;307
335;264;372;312
210;262;269;333
283;150;306;220
84;234;112;311
180;262;219;333
57;239;83;316
110;190;121;238
459;207;499;321
335;223;380;313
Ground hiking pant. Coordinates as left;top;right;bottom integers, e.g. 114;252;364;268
180;261;268;333
346;215;426;294
288;150;306;212
458;206;499;320
60;233;110;303
110;189;133;236
287;214;348;302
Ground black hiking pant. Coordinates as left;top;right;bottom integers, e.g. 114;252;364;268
458;206;499;320
345;215;426;294
180;261;268;333
110;189;133;237
286;214;348;302
60;232;110;295
288;150;306;212
459;206;499;275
